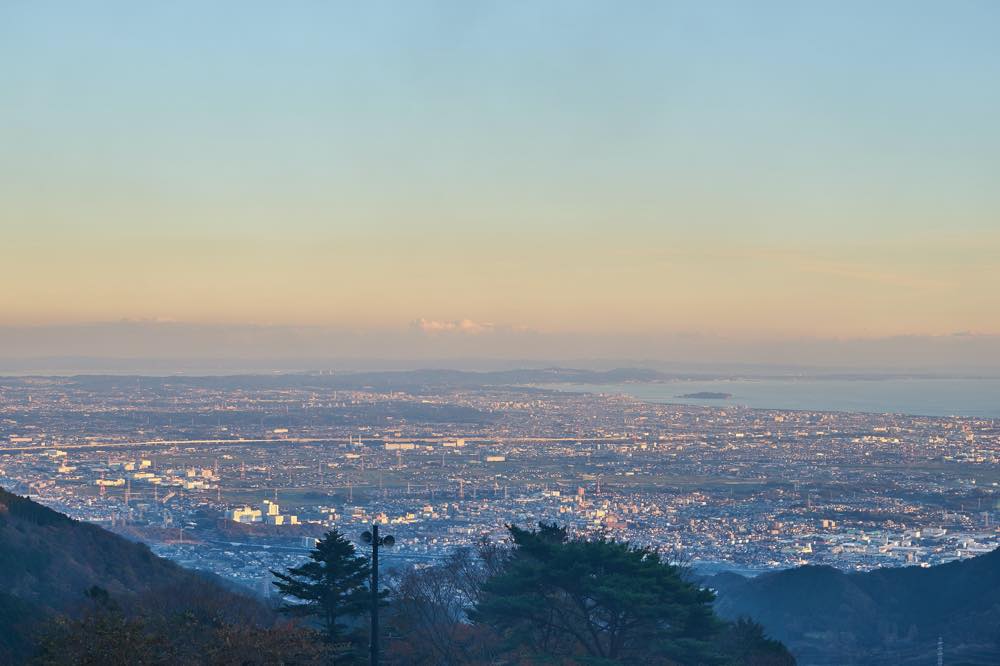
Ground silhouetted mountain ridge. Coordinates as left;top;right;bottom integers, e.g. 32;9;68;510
61;366;666;392
712;548;1000;665
0;487;217;608
0;487;263;662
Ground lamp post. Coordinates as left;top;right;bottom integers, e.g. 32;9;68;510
361;523;394;666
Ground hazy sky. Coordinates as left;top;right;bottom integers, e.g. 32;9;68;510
3;1;999;358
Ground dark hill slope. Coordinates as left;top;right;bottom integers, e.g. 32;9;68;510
0;487;214;608
0;487;264;661
712;549;1000;665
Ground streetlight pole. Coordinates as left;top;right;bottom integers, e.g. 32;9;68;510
371;523;380;666
362;523;394;666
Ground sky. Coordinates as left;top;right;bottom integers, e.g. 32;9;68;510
2;1;999;368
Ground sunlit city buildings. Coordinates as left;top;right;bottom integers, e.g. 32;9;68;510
2;373;997;591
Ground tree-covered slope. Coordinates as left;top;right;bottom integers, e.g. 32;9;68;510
712;549;1000;665
0;487;266;662
0;487;221;608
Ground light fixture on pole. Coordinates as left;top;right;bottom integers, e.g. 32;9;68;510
361;523;394;666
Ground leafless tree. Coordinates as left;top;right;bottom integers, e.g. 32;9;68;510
387;538;509;665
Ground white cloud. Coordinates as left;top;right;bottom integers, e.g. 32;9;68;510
413;318;495;335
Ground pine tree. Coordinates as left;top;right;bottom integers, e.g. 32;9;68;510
472;522;724;664
271;530;371;642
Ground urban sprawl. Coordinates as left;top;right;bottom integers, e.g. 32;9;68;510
1;375;998;595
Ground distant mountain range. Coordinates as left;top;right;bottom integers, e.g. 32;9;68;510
711;549;1000;665
48;366;666;392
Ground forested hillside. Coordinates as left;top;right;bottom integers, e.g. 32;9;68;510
712;548;1000;665
0;487;271;662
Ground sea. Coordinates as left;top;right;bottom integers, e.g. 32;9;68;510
543;377;1000;419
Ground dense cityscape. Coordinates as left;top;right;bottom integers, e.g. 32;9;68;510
2;372;997;595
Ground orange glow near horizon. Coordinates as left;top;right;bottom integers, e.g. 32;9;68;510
3;3;999;343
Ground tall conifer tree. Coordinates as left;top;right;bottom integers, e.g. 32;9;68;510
272;530;371;642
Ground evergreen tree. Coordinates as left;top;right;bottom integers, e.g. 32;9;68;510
271;530;371;643
472;522;724;664
718;618;796;666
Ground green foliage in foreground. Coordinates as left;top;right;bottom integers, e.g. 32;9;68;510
473;523;722;663
271;530;373;643
0;482;794;666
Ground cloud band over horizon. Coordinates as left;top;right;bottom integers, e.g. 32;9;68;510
1;321;999;375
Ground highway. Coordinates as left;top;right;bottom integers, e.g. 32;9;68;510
0;435;626;454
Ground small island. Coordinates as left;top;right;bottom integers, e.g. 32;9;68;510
677;391;733;400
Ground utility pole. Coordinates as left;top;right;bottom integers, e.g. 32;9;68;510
361;524;394;666
937;636;943;666
371;524;381;666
